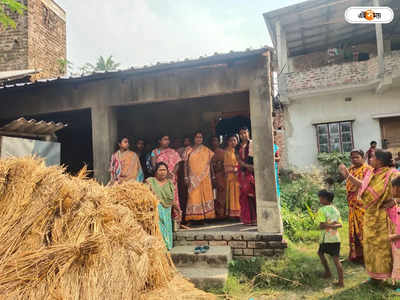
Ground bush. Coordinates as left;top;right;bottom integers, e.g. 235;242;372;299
317;152;351;184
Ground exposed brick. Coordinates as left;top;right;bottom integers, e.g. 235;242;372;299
232;233;243;240
269;241;287;249
254;249;274;257
209;240;228;246
233;249;243;256
247;241;256;249
243;248;254;256
195;234;205;241
234;256;253;260
255;241;268;249
222;234;233;241
186;236;194;241
205;234;222;241
193;240;209;246
228;241;247;248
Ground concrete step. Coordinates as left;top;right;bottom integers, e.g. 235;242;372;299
170;245;232;268
177;267;228;290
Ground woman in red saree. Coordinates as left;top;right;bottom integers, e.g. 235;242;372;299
237;127;257;225
151;135;183;227
211;136;226;219
346;149;372;264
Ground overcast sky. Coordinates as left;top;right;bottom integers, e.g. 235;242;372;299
57;0;304;71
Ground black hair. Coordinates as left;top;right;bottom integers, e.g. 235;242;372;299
136;138;145;144
239;126;249;132
375;149;394;167
154;162;169;173
117;136;129;144
350;149;364;157
193;131;203;138
318;189;334;203
158;134;170;142
370;141;377;146
227;134;238;141
392;176;400;187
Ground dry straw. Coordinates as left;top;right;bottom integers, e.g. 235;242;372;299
0;157;214;299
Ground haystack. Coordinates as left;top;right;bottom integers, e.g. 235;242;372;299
0;157;215;299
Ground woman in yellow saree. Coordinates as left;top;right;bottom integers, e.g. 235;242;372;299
346;149;372;264
224;135;240;218
340;149;398;280
184;132;215;222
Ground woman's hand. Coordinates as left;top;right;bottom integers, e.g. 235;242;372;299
338;164;349;178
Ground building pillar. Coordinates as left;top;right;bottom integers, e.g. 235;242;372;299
374;0;385;77
250;52;283;234
276;21;289;104
91;106;117;184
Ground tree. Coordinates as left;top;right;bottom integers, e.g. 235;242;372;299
94;55;120;72
0;0;26;28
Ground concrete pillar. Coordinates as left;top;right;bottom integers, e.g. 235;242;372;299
91;106;117;184
276;21;289;104
374;0;385;78
250;52;283;234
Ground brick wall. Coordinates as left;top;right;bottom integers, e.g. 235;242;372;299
0;0;29;71
273;109;287;168
27;0;66;79
0;0;66;79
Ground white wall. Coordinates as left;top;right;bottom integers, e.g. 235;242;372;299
286;86;400;169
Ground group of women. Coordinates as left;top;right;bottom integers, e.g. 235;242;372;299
108;128;281;250
339;148;400;282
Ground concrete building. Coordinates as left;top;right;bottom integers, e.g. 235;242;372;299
0;0;66;80
0;48;286;247
264;0;400;169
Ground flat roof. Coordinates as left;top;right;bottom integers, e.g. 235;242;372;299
263;0;400;57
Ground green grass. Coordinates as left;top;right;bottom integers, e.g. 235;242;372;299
215;223;400;300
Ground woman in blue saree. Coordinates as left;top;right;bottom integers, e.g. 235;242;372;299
274;142;280;200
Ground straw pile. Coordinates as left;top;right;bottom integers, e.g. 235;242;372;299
0;157;214;300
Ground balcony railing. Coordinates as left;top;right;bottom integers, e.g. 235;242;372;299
286;50;400;95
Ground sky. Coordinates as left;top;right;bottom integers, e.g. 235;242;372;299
57;0;305;71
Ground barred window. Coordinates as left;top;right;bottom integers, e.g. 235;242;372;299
316;121;354;153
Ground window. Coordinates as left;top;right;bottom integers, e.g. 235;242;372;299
316;121;354;153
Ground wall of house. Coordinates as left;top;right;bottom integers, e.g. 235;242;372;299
0;0;29;71
285;85;400;169
27;0;66;79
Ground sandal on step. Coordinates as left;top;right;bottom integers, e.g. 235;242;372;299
194;246;202;255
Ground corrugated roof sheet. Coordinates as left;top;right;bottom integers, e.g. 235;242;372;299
0;47;272;92
0;69;39;84
0;118;67;136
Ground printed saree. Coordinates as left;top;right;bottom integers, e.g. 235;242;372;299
224;148;240;217
185;145;215;221
109;150;144;185
147;177;174;250
360;167;398;279
346;164;372;263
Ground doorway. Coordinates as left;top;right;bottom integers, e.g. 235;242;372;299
380;116;400;153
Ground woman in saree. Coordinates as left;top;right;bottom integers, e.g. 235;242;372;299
340;149;399;281
211;136;226;219
238;127;257;226
146;162;174;250
151;135;183;228
108;137;144;185
346;149;372;264
184;132;216;222
224;135;240;218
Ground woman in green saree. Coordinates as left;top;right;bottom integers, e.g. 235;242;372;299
340;149;398;281
146;162;174;250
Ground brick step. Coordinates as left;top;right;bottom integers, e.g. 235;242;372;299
170;245;232;268
177;267;228;290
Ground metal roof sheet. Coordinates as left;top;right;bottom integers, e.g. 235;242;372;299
0;47;272;92
0;69;39;84
0;118;67;137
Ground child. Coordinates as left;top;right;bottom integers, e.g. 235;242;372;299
316;189;344;287
389;176;400;287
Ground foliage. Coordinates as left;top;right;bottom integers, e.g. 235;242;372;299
57;59;73;75
229;257;264;280
318;152;351;184
0;0;26;28
79;56;121;75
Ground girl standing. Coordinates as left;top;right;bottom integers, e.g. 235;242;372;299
224;135;240;218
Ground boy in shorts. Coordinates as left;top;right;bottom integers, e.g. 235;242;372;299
317;189;344;287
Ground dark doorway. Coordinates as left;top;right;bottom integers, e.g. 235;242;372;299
13;109;94;176
216;115;251;142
